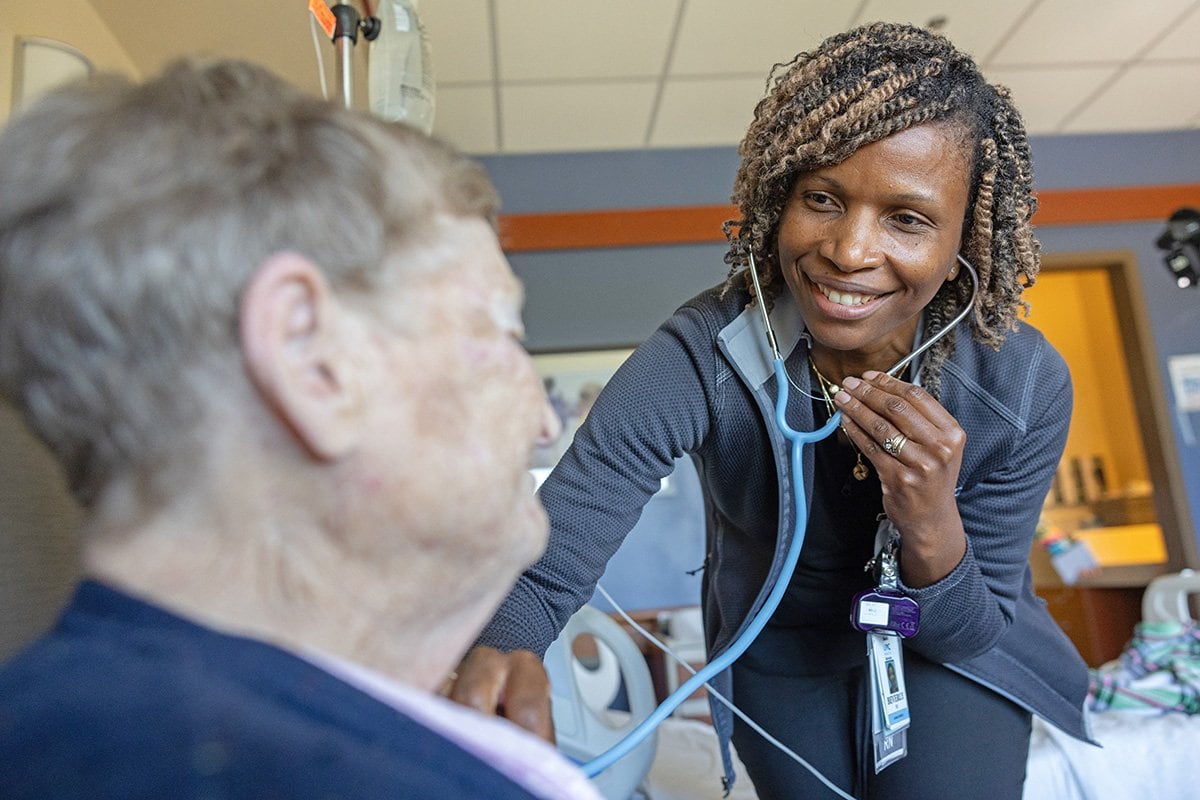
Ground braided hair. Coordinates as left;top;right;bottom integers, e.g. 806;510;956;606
723;21;1039;398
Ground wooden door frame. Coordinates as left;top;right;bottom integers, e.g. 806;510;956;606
1040;249;1199;583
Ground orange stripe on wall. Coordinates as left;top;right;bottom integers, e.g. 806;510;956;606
498;184;1200;253
498;205;734;252
1033;185;1200;226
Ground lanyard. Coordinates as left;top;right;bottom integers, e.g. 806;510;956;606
853;519;919;773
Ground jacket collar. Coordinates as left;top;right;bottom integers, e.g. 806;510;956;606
717;297;809;389
718;294;934;389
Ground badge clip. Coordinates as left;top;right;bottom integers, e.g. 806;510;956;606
853;522;920;637
851;587;920;638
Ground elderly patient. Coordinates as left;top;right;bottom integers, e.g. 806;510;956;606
0;59;599;800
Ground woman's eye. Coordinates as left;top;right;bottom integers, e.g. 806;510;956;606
893;212;928;229
805;192;837;209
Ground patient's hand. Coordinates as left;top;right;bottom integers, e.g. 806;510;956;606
445;645;555;744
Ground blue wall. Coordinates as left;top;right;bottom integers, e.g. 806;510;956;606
482;130;1200;609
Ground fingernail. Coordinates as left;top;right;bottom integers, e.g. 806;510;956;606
834;390;850;404
842;376;861;390
862;371;881;380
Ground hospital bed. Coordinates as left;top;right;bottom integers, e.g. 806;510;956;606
1022;568;1200;800
548;569;1200;800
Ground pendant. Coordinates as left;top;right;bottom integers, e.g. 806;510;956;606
853;456;869;481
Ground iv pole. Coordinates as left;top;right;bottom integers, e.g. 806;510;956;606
328;2;380;109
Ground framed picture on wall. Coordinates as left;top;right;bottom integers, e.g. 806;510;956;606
531;347;634;474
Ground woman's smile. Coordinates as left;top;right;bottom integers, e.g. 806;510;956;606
809;275;888;313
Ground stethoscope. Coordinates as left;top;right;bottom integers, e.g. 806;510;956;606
580;250;981;785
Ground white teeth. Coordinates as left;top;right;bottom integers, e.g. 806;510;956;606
818;284;876;307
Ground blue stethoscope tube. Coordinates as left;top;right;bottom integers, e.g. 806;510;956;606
581;358;840;778
580;251;978;778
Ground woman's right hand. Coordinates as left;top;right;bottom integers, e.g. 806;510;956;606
444;645;556;743
835;370;968;587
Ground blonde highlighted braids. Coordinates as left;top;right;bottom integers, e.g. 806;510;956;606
723;21;1039;397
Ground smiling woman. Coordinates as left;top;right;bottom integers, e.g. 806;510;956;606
458;21;1089;800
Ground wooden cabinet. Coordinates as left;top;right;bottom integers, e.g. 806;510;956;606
1035;584;1144;667
1031;500;1166;667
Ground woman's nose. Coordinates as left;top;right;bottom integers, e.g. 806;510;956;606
818;212;885;271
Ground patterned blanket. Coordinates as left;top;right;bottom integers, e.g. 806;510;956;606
1088;619;1200;714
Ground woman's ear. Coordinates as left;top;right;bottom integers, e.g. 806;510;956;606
947;258;961;282
239;251;364;461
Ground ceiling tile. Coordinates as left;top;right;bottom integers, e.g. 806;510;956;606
671;0;855;76
1145;3;1200;60
991;0;1196;65
985;66;1119;134
76;1;1200;150
495;0;677;80
854;0;1038;64
418;0;494;83
651;77;769;148
652;77;772;148
1063;63;1200;133
500;82;658;153
430;85;498;154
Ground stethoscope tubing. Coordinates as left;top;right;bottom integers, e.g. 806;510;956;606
581;360;840;777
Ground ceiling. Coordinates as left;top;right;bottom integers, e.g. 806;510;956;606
89;0;1200;156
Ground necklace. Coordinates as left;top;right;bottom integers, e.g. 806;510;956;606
809;357;870;481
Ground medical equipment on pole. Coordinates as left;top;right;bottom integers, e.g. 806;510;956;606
309;1;435;134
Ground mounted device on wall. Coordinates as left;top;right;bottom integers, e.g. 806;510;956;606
11;37;93;111
1154;207;1200;288
308;0;435;134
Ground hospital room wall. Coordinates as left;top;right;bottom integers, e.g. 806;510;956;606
0;0;137;123
481;130;1200;593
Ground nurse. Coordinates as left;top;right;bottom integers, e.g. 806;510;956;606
455;21;1091;799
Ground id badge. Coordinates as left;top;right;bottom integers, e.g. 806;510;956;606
872;709;908;772
869;631;910;733
868;632;909;771
852;587;920;638
864;518;911;771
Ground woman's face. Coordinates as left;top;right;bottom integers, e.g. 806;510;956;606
776;122;973;367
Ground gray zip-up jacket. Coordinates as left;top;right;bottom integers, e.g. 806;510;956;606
480;282;1091;782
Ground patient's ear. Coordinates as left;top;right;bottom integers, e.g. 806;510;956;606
239;252;363;460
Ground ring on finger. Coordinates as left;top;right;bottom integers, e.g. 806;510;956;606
882;434;907;457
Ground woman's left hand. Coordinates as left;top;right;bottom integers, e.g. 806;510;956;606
834;370;967;587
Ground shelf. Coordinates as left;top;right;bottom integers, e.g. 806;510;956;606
1074;523;1168;567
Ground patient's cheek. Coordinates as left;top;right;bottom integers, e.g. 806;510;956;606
461;339;511;370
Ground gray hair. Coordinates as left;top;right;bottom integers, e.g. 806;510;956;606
0;58;498;507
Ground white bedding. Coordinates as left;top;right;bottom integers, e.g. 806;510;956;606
639;717;759;800
566;568;1200;800
636;711;1200;800
1023;711;1200;800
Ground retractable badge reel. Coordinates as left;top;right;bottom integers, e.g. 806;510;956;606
852;520;919;773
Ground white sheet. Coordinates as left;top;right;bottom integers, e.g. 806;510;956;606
639;718;760;800
641;711;1200;800
1023;712;1200;800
